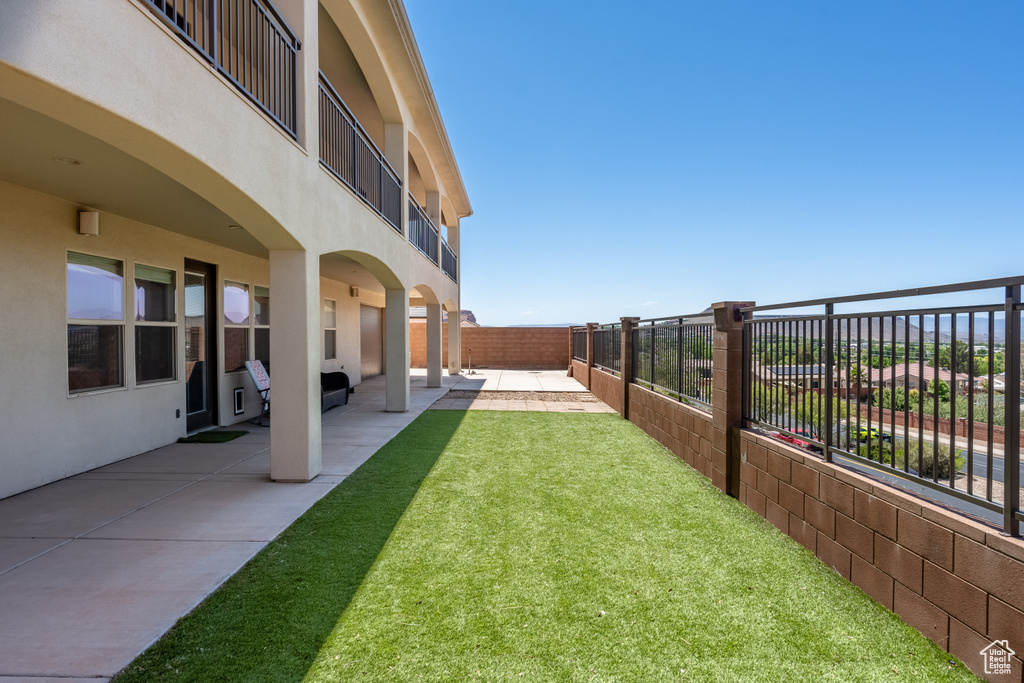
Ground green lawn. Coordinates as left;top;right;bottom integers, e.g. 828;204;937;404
115;411;977;682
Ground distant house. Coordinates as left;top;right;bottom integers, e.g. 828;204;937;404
843;364;971;394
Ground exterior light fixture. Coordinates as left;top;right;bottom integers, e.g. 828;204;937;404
53;156;82;166
78;211;99;236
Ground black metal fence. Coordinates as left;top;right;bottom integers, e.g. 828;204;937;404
144;0;299;138
318;73;402;233
409;198;439;264
571;327;587;362
592;324;621;375
633;316;714;411
742;276;1022;536
442;241;457;282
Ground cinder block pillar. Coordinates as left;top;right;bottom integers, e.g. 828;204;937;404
711;301;754;497
585;322;597;389
385;287;410;411
269;249;322;482
620;317;639;419
426;302;442;388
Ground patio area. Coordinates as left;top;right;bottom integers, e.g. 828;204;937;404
0;370;521;682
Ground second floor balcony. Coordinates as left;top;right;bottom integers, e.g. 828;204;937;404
143;0;300;138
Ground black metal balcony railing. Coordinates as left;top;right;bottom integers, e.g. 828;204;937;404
408;197;439;265
144;0;299;138
741;276;1022;536
571;327;586;361
318;73;402;233
633;316;714;411
593;324;622;375
442;240;457;283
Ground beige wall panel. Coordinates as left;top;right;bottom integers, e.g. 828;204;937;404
0;182;273;499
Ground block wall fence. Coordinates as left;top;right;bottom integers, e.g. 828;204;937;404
410;324;570;370
572;306;1024;682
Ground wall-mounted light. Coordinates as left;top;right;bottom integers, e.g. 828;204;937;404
350;286;359;298
78;211;99;236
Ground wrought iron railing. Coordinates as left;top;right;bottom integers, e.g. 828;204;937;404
571;327;587;362
593;324;621;375
318;73;402;233
143;0;300;138
442;240;457;282
409;197;439;264
633;315;714;411
742;276;1022;536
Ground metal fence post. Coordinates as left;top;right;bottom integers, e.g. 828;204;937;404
824;303;834;463
620;317;639;420
1004;285;1021;537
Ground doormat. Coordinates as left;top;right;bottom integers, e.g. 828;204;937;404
178;430;249;444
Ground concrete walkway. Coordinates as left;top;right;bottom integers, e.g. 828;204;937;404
0;370;520;682
449;368;587;392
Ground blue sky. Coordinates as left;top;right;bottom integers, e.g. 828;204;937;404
406;1;1023;326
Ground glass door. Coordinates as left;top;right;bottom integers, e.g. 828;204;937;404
184;259;217;431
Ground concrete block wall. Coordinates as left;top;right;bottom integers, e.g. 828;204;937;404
736;430;1024;681
589;368;623;415
408;324;571;370
570;359;589;389
629;384;715;481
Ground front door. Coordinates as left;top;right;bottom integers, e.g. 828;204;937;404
185;259;217;431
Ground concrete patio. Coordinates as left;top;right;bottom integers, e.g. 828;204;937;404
0;370;596;682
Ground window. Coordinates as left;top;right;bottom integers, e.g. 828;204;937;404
68;252;124;393
254;286;270;368
134;264;176;383
224;281;249;372
324;298;337;360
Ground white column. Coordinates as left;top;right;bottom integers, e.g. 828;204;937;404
447;217;462;375
385;287;410;411
426;302;442;387
269;249;322;481
447;305;461;375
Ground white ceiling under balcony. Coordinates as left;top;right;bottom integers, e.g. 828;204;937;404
0;96;400;298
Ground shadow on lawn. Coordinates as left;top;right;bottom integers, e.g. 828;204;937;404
113;410;466;683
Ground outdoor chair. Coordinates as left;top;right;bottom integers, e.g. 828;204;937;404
321;371;351;412
244;360;271;427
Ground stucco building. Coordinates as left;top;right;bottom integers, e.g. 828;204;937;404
0;0;470;500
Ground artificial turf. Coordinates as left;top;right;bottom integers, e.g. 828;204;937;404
115;410;978;682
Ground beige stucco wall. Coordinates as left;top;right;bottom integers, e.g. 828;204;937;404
0;181;383;499
0;0;466;496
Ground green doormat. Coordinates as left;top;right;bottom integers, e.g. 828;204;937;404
178;430;249;444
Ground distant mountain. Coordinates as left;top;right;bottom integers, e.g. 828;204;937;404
751;314;1005;345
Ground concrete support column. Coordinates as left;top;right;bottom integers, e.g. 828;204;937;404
619;317;639;419
447;216;461;375
711;301;754;498
385;287;410;411
384;123;409;238
269;249;322;481
426;302;442;387
447;307;461;375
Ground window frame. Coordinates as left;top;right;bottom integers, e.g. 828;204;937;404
254;284;270;368
223;280;250;374
66;250;127;396
133;262;178;387
324;298;337;360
